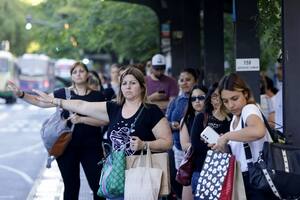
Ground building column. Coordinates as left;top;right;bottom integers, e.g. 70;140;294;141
282;0;300;145
234;0;260;101
203;0;224;85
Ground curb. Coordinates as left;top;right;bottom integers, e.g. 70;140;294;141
26;161;64;200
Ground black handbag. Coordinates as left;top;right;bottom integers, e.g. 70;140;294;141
242;114;300;199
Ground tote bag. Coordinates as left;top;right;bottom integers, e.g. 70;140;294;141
124;144;163;200
126;151;170;196
242;116;300;199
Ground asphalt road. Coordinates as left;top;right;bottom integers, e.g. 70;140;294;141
0;100;55;200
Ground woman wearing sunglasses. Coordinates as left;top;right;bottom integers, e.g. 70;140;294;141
190;82;232;196
179;84;207;200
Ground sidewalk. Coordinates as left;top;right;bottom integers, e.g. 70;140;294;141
27;161;94;200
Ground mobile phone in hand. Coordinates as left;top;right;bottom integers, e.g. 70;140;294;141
200;126;220;144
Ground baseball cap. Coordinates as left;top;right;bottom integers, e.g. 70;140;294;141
152;54;166;68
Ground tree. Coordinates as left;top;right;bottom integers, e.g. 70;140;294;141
28;0;159;63
258;0;281;71
0;0;29;55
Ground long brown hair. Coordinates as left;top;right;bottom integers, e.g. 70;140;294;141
218;73;256;104
117;66;148;105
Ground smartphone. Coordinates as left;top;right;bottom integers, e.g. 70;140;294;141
200;126;220;144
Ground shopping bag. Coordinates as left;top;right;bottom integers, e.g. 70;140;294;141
126;151;170;196
194;150;231;200
232;160;246;200
124;144;163;200
220;155;235;200
97;144;126;199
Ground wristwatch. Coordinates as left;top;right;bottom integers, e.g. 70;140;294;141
143;142;148;151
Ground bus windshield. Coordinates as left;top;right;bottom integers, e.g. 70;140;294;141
0;59;8;72
19;59;48;76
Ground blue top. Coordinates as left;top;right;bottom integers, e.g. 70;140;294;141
166;93;189;150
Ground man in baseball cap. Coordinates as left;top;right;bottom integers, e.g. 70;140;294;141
151;54;166;79
146;54;178;111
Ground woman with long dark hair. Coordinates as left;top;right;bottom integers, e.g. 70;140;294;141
190;82;231;196
179;84;207;200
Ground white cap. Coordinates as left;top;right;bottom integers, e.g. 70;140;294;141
151;54;166;67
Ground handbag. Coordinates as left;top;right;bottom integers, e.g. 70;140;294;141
126;151;170;196
97;143;126;199
175;145;194;186
242;115;300;199
40;88;74;168
194;150;231;200
124;143;163;200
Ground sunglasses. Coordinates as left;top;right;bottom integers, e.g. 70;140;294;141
191;95;205;102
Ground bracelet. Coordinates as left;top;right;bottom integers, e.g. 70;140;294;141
52;98;62;107
143;141;149;151
18;91;25;98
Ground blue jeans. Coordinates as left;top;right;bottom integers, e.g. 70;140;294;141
191;171;200;195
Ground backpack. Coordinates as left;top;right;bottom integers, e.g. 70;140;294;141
40;88;74;168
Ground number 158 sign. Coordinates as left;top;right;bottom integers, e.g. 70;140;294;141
236;58;260;71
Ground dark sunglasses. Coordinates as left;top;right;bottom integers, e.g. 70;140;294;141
191;95;205;102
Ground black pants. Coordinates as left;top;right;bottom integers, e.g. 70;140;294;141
167;149;182;199
56;144;105;200
243;172;279;200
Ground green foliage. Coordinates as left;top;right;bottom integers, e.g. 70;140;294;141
29;1;159;62
0;0;29;55
258;0;281;71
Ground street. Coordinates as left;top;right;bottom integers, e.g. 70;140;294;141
0;99;54;199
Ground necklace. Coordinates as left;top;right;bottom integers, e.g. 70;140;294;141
73;86;88;96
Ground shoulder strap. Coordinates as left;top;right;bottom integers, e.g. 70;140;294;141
64;88;75;131
241;119;254;163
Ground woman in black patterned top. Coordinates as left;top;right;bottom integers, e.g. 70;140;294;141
31;66;173;199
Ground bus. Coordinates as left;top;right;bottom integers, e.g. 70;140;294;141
0;51;20;104
18;54;55;93
55;58;76;79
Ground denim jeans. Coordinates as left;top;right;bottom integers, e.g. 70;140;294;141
191;171;200;195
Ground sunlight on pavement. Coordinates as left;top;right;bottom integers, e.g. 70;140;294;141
26;161;64;200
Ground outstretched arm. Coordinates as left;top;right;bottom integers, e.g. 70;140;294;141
7;81;54;108
34;89;110;122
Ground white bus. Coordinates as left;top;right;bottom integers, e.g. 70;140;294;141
0;51;20;104
18;54;55;93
